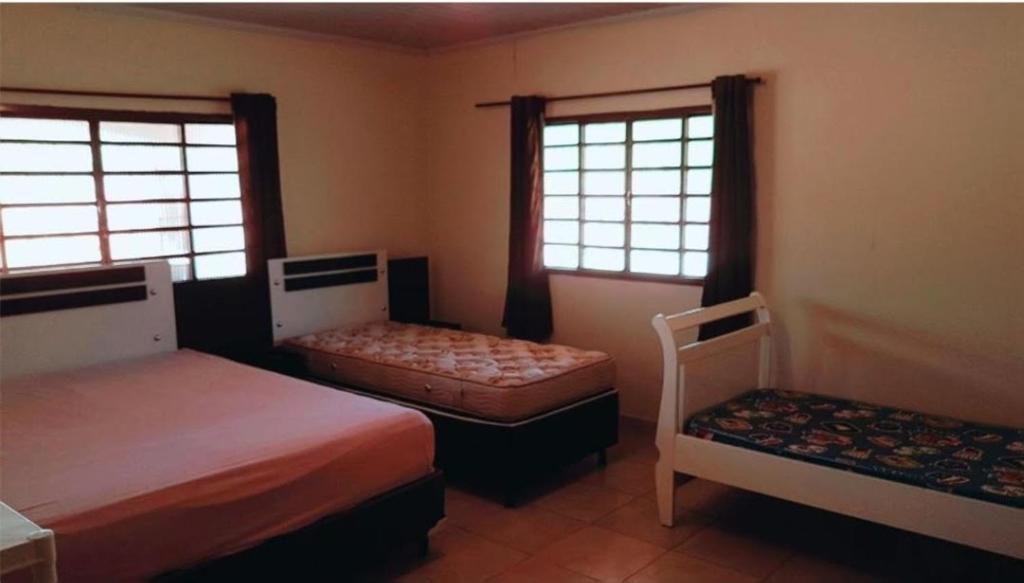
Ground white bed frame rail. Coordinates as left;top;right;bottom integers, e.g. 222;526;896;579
651;293;1024;560
0;262;177;380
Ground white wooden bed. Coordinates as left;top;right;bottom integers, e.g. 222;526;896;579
652;293;1024;560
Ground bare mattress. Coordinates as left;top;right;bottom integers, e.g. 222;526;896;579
284;321;616;422
0;349;435;582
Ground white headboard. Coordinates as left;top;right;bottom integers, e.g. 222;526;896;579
268;250;389;342
0;262;178;379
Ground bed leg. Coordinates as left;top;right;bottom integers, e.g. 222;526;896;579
655;460;676;527
597;449;608;467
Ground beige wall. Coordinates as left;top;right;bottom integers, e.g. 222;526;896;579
0;4;430;258
423;4;1024;424
3;5;1022;424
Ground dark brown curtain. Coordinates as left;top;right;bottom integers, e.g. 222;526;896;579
232;93;288;277
699;76;755;340
502;95;552;341
173;93;287;362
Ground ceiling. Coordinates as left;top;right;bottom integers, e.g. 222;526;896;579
128;3;676;51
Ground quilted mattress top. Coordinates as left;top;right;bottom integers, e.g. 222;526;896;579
285;320;612;388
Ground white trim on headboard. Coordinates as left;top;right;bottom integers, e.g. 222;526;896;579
0;262;177;379
268;250;389;343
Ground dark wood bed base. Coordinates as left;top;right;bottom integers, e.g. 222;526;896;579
155;470;445;582
302;375;619;507
431;389;619;506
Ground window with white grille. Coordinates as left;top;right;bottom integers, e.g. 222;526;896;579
0;109;246;281
542;108;713;280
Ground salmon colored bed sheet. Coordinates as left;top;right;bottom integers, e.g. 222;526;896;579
0;349;434;582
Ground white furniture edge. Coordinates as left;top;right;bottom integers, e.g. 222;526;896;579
268;250;389;342
651;293;1024;559
1;502;57;583
0;261;177;380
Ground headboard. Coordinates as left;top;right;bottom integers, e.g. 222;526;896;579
0;262;177;379
268;250;389;342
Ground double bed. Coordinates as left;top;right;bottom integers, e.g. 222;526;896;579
0;262;444;582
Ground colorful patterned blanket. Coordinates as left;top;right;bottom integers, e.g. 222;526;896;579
686;389;1024;508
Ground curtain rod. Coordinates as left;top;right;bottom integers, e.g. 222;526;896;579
475;76;763;108
0;86;230;103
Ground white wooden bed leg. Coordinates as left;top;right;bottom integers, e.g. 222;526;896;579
652;314;683;529
655;460;676;526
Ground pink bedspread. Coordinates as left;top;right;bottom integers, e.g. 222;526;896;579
0;349;434;582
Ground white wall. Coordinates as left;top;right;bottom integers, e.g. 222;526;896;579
0;4;430;258
3;4;1022;425
422;4;1024;424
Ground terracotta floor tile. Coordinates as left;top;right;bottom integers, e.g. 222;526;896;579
765;554;887;583
625;552;760;583
644;478;753;519
395;526;527;583
609;418;659;465
615;447;660;466
445;487;505;528
534;526;665;583
596;497;710;549
677;524;793;578
456;502;587;554
534;481;636;522
487;555;599;583
581;458;656;496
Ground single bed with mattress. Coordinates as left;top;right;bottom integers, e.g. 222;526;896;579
269;251;620;504
284;320;615;422
651;293;1024;560
0;262;445;581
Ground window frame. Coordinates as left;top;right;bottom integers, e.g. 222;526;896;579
0;103;246;284
542;105;712;286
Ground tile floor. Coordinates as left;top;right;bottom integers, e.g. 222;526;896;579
357;418;1023;582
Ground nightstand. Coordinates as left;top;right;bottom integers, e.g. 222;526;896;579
1;502;57;583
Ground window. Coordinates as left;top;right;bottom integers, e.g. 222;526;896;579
541;108;713;281
0;107;246;282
